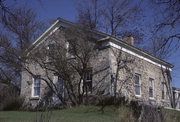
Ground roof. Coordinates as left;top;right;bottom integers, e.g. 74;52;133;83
173;87;180;92
26;18;173;69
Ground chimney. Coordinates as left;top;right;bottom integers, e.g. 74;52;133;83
122;36;134;46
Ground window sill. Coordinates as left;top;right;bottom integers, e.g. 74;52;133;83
149;97;155;101
161;99;166;102
30;96;40;100
135;95;141;98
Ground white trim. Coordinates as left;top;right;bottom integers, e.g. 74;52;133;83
32;20;59;45
31;77;34;97
27;23;59;56
165;107;180;111
108;42;172;70
34;27;59;50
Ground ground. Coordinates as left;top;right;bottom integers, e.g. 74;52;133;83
0;106;180;122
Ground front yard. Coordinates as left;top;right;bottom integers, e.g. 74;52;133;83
0;106;119;122
0;106;180;122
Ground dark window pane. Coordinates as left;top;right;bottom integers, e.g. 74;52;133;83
135;75;139;85
134;74;141;95
162;91;165;99
149;88;153;98
84;69;93;92
135;85;140;95
34;77;41;96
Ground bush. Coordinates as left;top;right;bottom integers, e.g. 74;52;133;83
1;96;24;111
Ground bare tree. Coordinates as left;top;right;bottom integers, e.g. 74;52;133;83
161;67;180;108
24;26;100;106
148;0;180;58
77;0;101;29
0;7;44;92
76;0;144;47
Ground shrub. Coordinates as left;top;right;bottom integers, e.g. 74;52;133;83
2;96;24;111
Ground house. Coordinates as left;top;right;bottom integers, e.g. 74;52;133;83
21;18;174;108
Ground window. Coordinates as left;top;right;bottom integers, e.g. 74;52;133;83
149;78;154;98
161;82;165;99
134;74;141;96
56;76;64;96
47;44;55;59
68;40;76;55
53;75;64;104
84;69;93;92
179;93;180;109
33;76;41;97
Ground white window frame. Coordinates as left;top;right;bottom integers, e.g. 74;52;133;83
134;74;141;97
31;76;41;98
149;78;154;99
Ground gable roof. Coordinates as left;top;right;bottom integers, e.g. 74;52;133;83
26;18;173;69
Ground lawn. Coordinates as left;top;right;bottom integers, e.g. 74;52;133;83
0;106;120;122
0;106;180;122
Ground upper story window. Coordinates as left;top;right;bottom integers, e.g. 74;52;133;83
134;74;141;96
32;76;41;97
47;44;55;59
68;40;76;54
161;82;165;100
84;68;93;92
149;78;154;98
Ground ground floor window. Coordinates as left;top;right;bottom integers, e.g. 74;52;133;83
84;68;93;92
149;78;154;98
161;82;165;100
33;76;41;97
134;74;141;96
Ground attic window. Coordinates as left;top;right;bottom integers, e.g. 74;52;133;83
47;44;55;59
67;40;77;55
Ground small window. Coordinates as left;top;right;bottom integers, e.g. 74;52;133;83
161;82;165;99
149;78;154;98
84;68;93;92
33;76;41;97
47;44;55;59
134;74;141;96
68;40;76;54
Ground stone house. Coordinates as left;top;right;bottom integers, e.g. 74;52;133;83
21;18;174;108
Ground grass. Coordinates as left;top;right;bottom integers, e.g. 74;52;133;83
0;106;120;122
0;106;180;122
164;109;180;122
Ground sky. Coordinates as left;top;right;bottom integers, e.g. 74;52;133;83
6;0;180;88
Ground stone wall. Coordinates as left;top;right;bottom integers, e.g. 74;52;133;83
108;46;171;107
21;28;171;108
21;29;112;108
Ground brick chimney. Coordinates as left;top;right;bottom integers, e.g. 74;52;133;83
122;36;134;46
